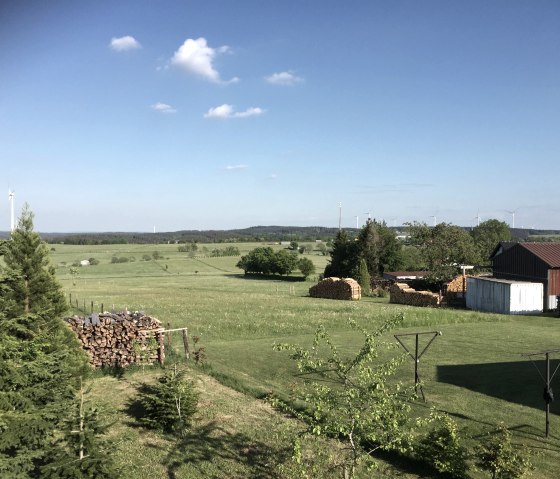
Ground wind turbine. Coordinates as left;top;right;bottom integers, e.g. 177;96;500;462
364;212;372;223
8;189;15;231
471;211;481;229
430;215;437;227
504;209;518;228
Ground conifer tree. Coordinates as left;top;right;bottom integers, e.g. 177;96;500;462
41;380;119;479
2;204;67;332
0;206;88;477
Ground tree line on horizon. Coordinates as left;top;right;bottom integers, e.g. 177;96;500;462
3;223;555;245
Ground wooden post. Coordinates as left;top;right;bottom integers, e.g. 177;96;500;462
101;303;104;313
182;329;190;360
69;292;72;304
167;322;172;348
75;299;78;309
91;301;94;314
157;332;165;366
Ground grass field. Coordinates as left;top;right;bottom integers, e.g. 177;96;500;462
50;242;560;478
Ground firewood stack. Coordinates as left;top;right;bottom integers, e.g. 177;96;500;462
389;283;441;307
309;277;361;300
65;311;164;367
443;275;469;306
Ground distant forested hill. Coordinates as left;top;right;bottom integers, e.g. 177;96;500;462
36;226;348;244
0;225;558;244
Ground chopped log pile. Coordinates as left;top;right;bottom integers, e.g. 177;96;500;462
309;277;361;300
65;311;164;368
444;275;468;306
389;282;441;307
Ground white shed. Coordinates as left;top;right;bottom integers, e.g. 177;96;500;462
80;259;90;266
466;277;543;315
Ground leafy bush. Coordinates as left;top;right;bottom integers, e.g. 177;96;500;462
236;247;298;276
88;257;99;265
273;314;414;477
142;254;151;261
135;366;198;436
416;413;470;478
152;251;163;260
110;256;130;264
298;257;315;278
476;423;532;479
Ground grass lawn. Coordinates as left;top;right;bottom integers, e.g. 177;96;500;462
50;243;560;478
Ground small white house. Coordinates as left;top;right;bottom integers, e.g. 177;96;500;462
466;277;543;315
80;259;90;266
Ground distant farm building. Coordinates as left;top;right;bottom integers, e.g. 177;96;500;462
80;259;90;266
383;271;429;281
466;277;543;315
491;242;560;310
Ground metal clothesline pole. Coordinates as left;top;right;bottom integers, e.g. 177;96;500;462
394;331;442;402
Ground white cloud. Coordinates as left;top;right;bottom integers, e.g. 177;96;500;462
204;104;265;119
171;37;235;83
234;107;265;118
225;164;248;170
265;71;303;86
110;36;141;51
151;102;177;113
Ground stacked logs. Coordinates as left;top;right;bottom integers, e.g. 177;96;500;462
65;311;164;368
309;277;361;300
444;275;468;307
389;282;441;307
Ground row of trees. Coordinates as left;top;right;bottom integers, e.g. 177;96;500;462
236;247;316;278
325;218;512;291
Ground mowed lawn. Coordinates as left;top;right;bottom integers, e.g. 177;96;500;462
51;243;560;478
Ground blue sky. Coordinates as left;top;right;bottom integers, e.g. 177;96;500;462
1;1;559;232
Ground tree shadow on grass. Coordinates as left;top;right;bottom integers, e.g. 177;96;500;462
123;394;289;478
437;360;560;415
147;421;289;479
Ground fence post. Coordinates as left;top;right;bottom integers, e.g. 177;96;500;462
101;303;104;313
91;301;93;314
167;322;172;348
182;329;190;360
157;332;165;366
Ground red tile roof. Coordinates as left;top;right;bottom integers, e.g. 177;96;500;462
520;243;560;268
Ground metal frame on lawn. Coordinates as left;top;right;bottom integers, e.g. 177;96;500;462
394;331;442;401
521;348;560;438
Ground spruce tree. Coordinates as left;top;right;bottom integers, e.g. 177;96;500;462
41;380;119;479
0;206;88;477
355;257;371;295
2;204;67;332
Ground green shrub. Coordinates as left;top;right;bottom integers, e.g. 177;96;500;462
476;423;532;479
111;256;130;264
416;413;470;478
135;366;198;436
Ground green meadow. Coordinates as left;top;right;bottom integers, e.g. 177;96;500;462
51;243;560;478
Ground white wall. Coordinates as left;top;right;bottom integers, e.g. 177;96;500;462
466;277;543;315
